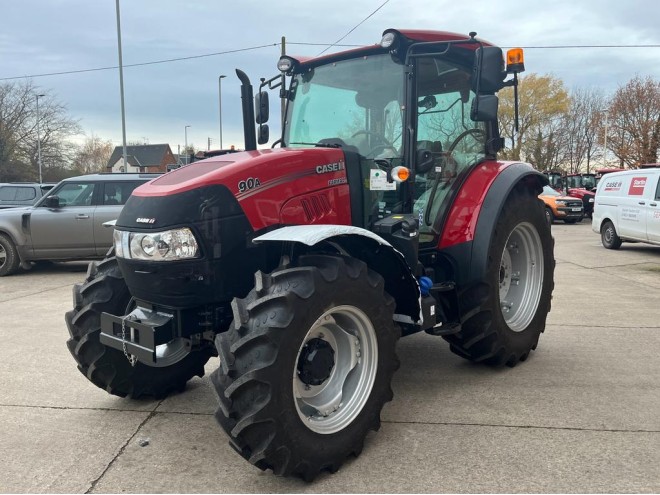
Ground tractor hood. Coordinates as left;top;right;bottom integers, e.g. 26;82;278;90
119;146;350;231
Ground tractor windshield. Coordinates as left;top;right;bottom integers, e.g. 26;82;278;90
284;54;405;160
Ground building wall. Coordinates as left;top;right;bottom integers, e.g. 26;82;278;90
110;159;141;173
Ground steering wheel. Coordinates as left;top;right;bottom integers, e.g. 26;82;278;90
351;130;398;158
447;128;486;154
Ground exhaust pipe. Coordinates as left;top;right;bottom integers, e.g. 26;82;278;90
236;69;257;151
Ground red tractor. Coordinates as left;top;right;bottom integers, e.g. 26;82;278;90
66;29;554;480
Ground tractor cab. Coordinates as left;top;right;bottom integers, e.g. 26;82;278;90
253;30;523;245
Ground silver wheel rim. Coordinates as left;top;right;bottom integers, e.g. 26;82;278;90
293;305;378;434
125;303;191;368
499;222;544;332
0;244;6;269
604;225;614;244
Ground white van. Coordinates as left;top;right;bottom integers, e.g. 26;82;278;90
592;167;660;249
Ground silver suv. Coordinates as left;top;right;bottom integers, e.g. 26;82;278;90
0;182;56;209
0;173;158;276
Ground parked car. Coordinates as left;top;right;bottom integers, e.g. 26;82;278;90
539;185;584;224
0;173;159;276
592;168;660;249
0;182;56;209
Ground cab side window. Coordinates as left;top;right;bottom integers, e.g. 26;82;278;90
655;176;660;201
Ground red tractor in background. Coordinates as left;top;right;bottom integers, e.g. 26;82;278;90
66;29;554;480
544;171;595;219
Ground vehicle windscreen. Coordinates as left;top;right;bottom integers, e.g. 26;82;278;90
284;54;405;160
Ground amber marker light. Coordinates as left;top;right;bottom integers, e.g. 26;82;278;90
390;166;410;183
506;48;525;73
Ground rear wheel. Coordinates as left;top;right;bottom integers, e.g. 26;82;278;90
0;234;20;277
444;190;554;366
211;254;400;480
65;256;212;398
601;220;622;249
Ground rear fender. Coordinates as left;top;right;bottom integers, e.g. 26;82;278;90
253;225;421;323
440;163;547;287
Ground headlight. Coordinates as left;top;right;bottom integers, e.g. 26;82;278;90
556;200;566;207
113;228;200;261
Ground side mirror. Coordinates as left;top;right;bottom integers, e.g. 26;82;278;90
255;91;269;124
415;149;434;174
470;94;498;122
257;124;270;145
42;195;60;208
472;46;505;94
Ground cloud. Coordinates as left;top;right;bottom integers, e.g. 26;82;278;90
2;0;660;149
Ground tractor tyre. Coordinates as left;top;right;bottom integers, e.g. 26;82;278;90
211;254;400;480
65;255;212;399
443;190;554;367
0;234;21;277
544;207;554;226
601;220;622;249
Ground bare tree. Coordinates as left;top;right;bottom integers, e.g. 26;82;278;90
0;80;80;181
557;87;606;174
71;135;114;175
607;75;660;168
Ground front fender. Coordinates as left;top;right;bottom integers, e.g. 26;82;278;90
254;225;421;323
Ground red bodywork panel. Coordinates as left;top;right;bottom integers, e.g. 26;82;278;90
133;148;351;231
134;150;517;250
438;160;513;249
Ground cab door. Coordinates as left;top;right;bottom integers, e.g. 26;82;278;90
646;174;660;243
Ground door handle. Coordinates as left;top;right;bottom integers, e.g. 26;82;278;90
650;203;658;207
75;214;90;219
638;201;646;206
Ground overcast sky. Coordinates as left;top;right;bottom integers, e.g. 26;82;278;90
2;0;660;153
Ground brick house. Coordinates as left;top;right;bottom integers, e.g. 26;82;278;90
106;144;177;173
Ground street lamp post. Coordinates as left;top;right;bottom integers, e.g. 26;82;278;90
36;94;46;183
115;0;128;173
184;125;191;165
218;75;226;150
601;109;609;169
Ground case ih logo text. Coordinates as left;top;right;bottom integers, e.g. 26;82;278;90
316;161;345;174
604;180;622;192
136;217;156;224
628;177;647;195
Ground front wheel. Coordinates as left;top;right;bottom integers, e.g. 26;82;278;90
444;190;554;366
0;234;20;277
211;255;400;480
601;220;622;249
65;256;212;398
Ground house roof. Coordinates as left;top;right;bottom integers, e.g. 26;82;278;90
107;144;172;168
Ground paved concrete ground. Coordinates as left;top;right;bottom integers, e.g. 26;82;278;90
0;221;658;493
